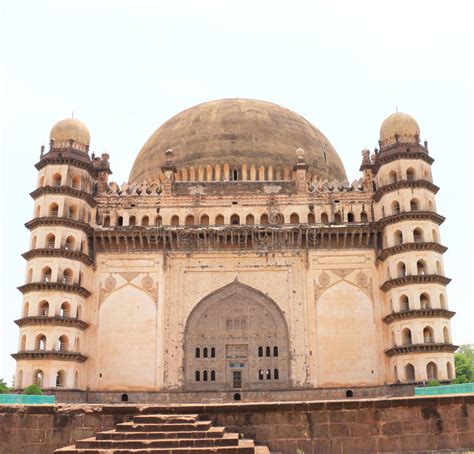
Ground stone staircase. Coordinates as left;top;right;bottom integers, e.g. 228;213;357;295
55;413;270;453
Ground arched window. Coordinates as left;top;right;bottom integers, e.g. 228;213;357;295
321;212;329;224
169;215;179;226
405;363;415;381
103;216;110;227
31;235;37;249
71;175;81;190
290;213;299;224
273;346;279;357
57;335;69;351
203;370;208;381
60;302;71;317
33;370;44;387
426;361;438;380
231;168;239;181
64;236;75;250
49;202;59;217
230;214;240;225
26;268;33;283
76;305;82;320
155;216;162;226
67;205;78;220
432;229;438;243
258;346;263;357
397;262;406;278
410;198;419;211
391;201;400;215
413;228;424;243
203;347;208;358
265;346;271;357
200;214;209;226
185;215;195;226
62;268;73;285
215;215;224;226
308;213;315;224
400;295;409;311
394;230;403;246
440;293;446;309
56;370;66;388
46;233;56;249
260;213;269;225
447;362;453;380
210;370;216;381
334;212;342;223
402;328;412;346
417;260;427;275
406;168;416;181
259;370;264;380
17;370;23;388
38;176;45;187
35;334;46;351
420;293;431;309
117;216;124;226
211;347;216;358
38;300;49;316
129;215;136;226
443;327;450;343
35;205;41;217
347;212;354;223
274;369;279;380
195;371;200;382
266;369;271;380
436;261;443;275
382;206;386;218
142;216;149;226
52;173;62;187
22;302;29;318
41;267;52;283
423;326;434;343
195;347;200;358
388;170;397;184
428;200;434;211
20;335;26;351
360;211;368;222
394;365;398;382
246;214;255;225
74;371;78;388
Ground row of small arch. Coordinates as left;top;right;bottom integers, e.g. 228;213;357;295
30;232;84;252
195;370;216;382
388;258;444;279
399;361;453;382
22;300;81;319
36;202;91;223
105;211;371;228
195;347;216;358
396;326;450;346
258;369;280;380
383;167;427;186
388;227;439;247
382;198;434;217
16;369;77;389
38;173;90;192
391;292;447;312
20;333;80;352
26;266;82;286
258;346;279;357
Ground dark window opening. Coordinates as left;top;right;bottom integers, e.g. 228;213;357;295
195;371;200;382
274;369;279;380
195;347;200;358
258;346;263;357
121;393;128;402
234;393;241;401
211;347;216;358
210;370;216;381
346;390;353;398
273;346;279;357
265;346;271;357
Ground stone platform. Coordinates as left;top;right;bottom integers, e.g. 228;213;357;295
0;394;473;453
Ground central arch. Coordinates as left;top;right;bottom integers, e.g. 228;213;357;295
183;281;290;390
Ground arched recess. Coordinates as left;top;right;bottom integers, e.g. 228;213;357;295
97;285;157;390
183;281;290;390
316;281;378;386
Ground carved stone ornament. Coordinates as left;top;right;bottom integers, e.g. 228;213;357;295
331;268;354;279
119;272;140;282
104;276;117;291
142;275;154;291
356;271;369;288
318;272;330;287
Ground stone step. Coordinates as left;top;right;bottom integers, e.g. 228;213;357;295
116;421;213;432
133;415;201;424
97;427;226;440
76;433;240;449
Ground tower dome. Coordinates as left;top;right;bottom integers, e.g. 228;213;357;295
50;118;90;146
129;98;347;183
379;112;420;147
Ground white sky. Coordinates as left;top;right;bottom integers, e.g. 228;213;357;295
0;0;473;383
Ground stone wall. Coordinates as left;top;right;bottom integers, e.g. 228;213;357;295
0;395;473;453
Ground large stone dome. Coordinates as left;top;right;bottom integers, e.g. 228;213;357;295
129;98;347;183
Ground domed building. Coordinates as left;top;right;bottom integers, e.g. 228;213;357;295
12;99;456;402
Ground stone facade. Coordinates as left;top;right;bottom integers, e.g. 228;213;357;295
12;100;456;395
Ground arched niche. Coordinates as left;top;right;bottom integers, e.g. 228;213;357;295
316;281;378;386
97;285;157;390
183;281;290;390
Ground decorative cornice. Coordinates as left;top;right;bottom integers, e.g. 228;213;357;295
25;217;92;234
11;350;87;362
381;274;451;292
378;242;447;261
374;180;439;202
22;248;94;266
372;148;434;174
30;186;96;207
14;316;89;330
385;343;457;357
35;152;97;175
17;282;91;298
383;308;456;324
379;211;445;227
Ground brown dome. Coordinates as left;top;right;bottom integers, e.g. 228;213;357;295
129;98;347;183
380;112;420;146
50;118;90;146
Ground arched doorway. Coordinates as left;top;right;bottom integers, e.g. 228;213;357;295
183;281;290;390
